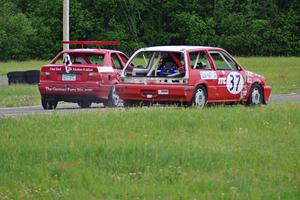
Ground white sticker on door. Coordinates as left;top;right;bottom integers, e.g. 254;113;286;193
200;71;217;80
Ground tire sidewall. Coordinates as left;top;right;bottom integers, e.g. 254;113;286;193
105;84;119;107
192;85;207;108
248;84;263;105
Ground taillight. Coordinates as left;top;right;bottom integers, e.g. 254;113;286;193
88;72;102;81
40;71;51;80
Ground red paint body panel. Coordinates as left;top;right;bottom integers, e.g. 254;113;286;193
263;86;272;103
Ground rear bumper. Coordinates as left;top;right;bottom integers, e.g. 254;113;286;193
263;86;272;104
38;81;111;101
116;83;194;102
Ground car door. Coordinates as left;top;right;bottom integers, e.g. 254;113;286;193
188;50;219;101
208;50;246;101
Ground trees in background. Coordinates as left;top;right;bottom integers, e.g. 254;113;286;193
0;0;299;60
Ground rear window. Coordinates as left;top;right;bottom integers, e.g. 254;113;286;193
53;53;105;65
125;51;185;78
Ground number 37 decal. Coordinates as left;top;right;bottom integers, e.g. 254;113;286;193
218;72;244;94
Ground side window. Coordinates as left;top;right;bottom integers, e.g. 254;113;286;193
119;54;129;66
209;52;232;70
221;52;239;70
111;54;122;69
189;51;212;70
87;54;104;65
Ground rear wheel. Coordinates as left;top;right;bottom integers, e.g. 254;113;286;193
247;83;263;105
41;98;57;110
78;101;92;108
103;85;119;107
191;85;207;108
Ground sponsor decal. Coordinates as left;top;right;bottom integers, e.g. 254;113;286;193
97;66;114;73
218;72;244;94
200;71;217;80
63;54;72;73
45;87;93;92
71;67;93;72
50;67;62;71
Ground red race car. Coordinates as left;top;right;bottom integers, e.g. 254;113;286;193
38;41;128;109
116;46;271;107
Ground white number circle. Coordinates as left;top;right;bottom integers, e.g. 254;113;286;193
226;72;244;94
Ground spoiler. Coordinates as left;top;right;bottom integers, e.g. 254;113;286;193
62;41;121;48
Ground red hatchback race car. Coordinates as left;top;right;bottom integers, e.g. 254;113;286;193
38;41;128;109
116;46;271;107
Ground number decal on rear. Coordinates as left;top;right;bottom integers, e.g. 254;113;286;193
226;72;244;94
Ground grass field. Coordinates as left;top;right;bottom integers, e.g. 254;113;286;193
0;103;299;199
0;85;40;107
0;60;48;75
237;57;300;94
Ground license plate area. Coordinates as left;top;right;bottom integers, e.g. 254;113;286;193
62;74;76;81
141;89;157;98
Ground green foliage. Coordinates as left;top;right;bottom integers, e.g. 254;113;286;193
0;1;34;60
0;0;299;60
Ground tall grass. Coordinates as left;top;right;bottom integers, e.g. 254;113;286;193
0;103;299;199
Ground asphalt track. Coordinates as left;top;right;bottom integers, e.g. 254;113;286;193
0;94;300;117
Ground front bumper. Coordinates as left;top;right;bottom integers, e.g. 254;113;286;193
263;86;272;104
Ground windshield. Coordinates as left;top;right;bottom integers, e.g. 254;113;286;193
125;51;185;78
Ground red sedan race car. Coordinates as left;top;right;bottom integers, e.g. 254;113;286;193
38;41;128;109
116;46;271;107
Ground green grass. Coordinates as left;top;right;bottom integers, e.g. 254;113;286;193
237;57;300;94
0;60;48;75
0;104;299;199
0;85;40;107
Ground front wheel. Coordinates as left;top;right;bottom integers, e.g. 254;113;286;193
247;84;263;105
103;85;119;107
41;98;58;110
191;85;207;108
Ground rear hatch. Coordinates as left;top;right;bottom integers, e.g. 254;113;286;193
40;64;99;82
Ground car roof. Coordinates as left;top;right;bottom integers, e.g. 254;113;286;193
62;48;123;54
139;45;221;52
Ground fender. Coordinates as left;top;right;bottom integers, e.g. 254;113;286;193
191;80;208;99
245;80;263;102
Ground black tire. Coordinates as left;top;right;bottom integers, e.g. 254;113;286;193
78;101;92;108
247;83;263;105
103;85;119;107
41;98;58;110
191;85;207;108
25;70;40;84
7;71;26;84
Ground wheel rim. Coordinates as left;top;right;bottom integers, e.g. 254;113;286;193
194;88;206;108
112;85;119;106
251;88;261;104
